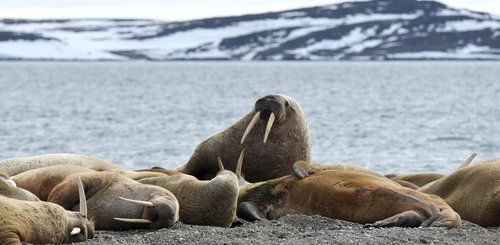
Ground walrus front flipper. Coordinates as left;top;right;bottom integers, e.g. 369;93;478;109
293;161;319;179
364;211;424;228
237;202;267;222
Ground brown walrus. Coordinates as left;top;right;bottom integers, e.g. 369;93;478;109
0;177;94;244
416;157;500;227
236;158;461;228
11;165;179;230
134;159;239;227
176;94;311;182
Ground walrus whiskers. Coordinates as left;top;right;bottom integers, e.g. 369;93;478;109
113;217;153;224
241;111;261;144
118;196;154;207
458;152;476;169
77;176;87;218
263;112;275;144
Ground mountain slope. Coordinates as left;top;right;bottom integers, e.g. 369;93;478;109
1;0;499;60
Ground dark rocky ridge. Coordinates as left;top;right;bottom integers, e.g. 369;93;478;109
0;0;499;60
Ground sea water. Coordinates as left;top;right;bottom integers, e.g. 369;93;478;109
0;61;498;174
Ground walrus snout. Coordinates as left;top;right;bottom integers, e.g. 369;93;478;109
142;196;180;229
65;211;95;243
255;95;286;120
241;95;288;144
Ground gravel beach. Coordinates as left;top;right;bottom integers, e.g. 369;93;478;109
81;214;500;245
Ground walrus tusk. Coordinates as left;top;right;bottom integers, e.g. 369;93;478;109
70;227;81;235
77;176;87;218
118;196;154;207
217;156;224;171
113;217;153;224
6;179;16;187
236;149;245;180
263;112;275;144
241;111;261;144
458;153;477;169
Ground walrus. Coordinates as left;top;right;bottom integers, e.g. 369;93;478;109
0;177;94;244
1;153;238;227
416;157;500;227
11;165;179;230
176;94;311;182
235;157;461;228
0;153;129;177
134;158;239;227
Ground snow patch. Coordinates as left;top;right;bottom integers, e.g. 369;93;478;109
437;20;500;32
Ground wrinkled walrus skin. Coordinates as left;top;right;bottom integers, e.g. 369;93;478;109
238;165;461;228
418;158;500;227
134;168;240;227
11;165;179;230
0;195;94;245
1;153;237;228
177;94;311;182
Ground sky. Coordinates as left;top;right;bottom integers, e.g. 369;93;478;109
0;0;498;21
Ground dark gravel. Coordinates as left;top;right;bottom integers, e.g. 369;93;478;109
80;214;500;244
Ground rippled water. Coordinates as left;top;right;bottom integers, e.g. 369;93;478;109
0;61;498;174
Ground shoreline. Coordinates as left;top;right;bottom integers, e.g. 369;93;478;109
82;214;500;244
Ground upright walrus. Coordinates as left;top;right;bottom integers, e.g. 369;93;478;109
177;94;311;182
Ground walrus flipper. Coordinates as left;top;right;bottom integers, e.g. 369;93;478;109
364;211;424;228
237;202;267;222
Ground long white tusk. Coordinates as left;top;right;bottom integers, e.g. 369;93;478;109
263;112;275;144
113;217;153;224
241;111;261;144
119;196;154;207
77;176;87;218
236;149;245;180
458;153;477;169
70;227;81;235
217;156;225;171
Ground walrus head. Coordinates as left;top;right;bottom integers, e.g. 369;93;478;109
64;176;94;243
241;94;301;144
47;172;179;230
232;150;291;221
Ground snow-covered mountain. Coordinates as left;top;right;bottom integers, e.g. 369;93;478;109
1;0;500;60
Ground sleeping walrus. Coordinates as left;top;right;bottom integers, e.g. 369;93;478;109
416;157;500;227
11;165;179;230
236;157;461;228
134;159;239;228
1;153;238;227
176;94;311;182
0;177;94;244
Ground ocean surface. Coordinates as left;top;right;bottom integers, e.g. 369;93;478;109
0;61;498;174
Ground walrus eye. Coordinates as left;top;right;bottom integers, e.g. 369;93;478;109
285;101;289;107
